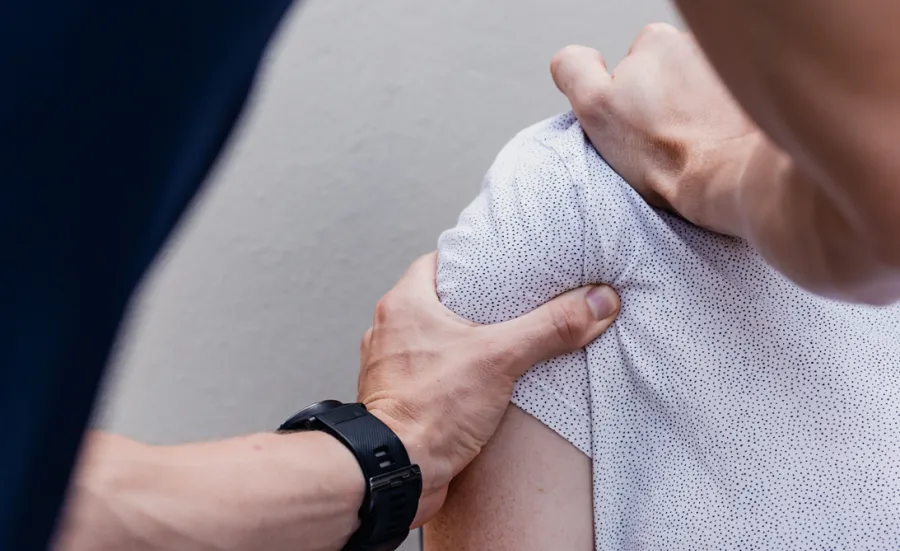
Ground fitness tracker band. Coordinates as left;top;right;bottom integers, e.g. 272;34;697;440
278;400;422;551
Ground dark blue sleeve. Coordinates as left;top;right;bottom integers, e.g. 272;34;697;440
0;1;295;548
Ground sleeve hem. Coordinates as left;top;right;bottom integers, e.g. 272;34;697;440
511;380;592;458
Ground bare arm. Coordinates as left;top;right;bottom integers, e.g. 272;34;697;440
424;405;594;551
53;431;364;551
53;254;617;551
677;0;900;304
553;7;900;304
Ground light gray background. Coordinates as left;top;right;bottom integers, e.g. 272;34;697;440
98;1;679;548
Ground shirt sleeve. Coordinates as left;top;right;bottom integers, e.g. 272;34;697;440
436;127;593;456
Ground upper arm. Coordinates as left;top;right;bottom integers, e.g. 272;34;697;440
437;127;587;325
430;119;597;549
423;405;594;551
437;121;594;455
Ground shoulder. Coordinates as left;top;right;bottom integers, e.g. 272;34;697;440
437;114;593;323
514;111;582;147
498;112;677;284
490;112;585;177
490;111;631;202
479;112;599;220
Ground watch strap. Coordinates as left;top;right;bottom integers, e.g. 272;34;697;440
315;404;422;551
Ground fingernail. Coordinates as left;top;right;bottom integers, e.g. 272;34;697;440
586;285;619;320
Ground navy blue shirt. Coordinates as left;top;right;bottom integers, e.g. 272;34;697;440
1;2;294;548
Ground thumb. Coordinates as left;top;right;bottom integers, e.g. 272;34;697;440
488;285;620;376
550;45;612;112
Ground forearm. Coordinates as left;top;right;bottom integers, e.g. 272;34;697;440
676;0;900;302
53;431;363;551
719;135;900;303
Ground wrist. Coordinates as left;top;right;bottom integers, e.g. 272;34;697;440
729;134;797;242
279;400;424;546
292;431;367;515
681;130;768;238
366;406;448;526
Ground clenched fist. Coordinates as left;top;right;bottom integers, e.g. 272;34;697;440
551;23;761;236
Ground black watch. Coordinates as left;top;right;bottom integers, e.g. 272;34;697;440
278;400;422;551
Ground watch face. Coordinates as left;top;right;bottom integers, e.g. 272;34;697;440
295;399;344;420
279;399;344;431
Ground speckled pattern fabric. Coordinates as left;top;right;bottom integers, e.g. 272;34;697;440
436;112;900;550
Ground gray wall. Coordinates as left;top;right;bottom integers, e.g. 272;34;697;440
98;1;679;548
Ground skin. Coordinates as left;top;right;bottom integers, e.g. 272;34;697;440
427;9;900;545
552;6;900;305
57;2;900;546
53;253;620;551
423;405;594;551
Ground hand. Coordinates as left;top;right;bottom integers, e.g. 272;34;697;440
550;23;762;236
358;252;619;526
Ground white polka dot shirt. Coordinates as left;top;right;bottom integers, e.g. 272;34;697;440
436;112;900;550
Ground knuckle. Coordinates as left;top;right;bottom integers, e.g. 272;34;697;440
635;22;680;49
577;86;611;112
573;88;612;129
547;300;584;349
639;168;678;211
637;136;691;210
412;252;435;271
646;22;677;35
551;44;585;81
373;297;389;324
405;252;437;283
554;44;583;64
373;294;400;324
360;328;373;353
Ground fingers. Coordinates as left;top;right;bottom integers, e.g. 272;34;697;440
375;252;439;325
551;45;612;116
629;22;681;55
360;327;373;357
399;251;439;297
553;24;683;109
487;285;620;377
